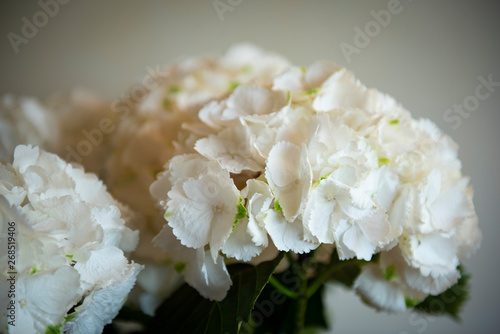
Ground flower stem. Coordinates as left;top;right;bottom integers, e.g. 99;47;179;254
290;253;310;334
293;274;308;334
269;276;299;299
307;257;364;298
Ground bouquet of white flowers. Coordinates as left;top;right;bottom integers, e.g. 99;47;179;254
0;44;480;334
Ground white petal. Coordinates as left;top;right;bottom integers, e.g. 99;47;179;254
403;265;459;295
354;264;407;313
13;145;40;174
184;250;232;301
338;221;377;261
222;217;264;261
404;234;459;277
244;179;273;247
151;154;224;203
64;264;142;334
16;267;81;333
430;184;470;233
0;163;26;206
272;66;304;92
166;181;213;249
305;61;340;88
266;142;312;221
224;86;286;120
313;69;368;112
195;124;263;173
264;210;318;253
166;172;240;262
149;169;173;203
362;166;399;211
303;183;337;244
153;224;231;301
199;100;226;129
74;247;129;290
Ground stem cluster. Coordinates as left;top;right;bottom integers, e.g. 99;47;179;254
267;249;364;334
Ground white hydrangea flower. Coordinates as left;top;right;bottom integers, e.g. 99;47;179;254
153;224;231;301
0;145;142;334
195;121;264;173
354;154;479;312
199;85;287;130
1;43;481;322
102;44;291;310
272;61;340;94
46;89;115;175
303;165;399;261
239;179;274;249
0;89;114;176
354;248;428;313
262;211;318;254
221;216;265;262
225;178;318;257
149;52;480;312
221;43;290;85
63;264;142;334
165;166;241;262
150;154;243;300
395;170;479;275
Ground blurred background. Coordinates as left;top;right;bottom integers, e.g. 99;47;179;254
1;0;499;333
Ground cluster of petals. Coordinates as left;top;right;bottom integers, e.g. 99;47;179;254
0;145;141;334
103;44;291;311
0;44;480;316
0;89;113;176
151;58;481;310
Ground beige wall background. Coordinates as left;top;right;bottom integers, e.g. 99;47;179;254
1;1;499;333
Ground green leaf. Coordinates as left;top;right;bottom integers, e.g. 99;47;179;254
328;264;362;288
304;284;328;329
116;305;152;327
317;249;368;288
250;273;328;333
249;288;328;334
414;266;471;320
148;253;284;334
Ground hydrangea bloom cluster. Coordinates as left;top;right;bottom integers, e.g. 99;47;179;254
45;89;115;175
0;145;141;334
106;43;289;219
0;44;481;327
151;60;481;310
104;44;290;312
0;89;112;176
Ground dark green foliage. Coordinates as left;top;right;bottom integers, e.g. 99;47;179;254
248;272;328;333
147;253;284;334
